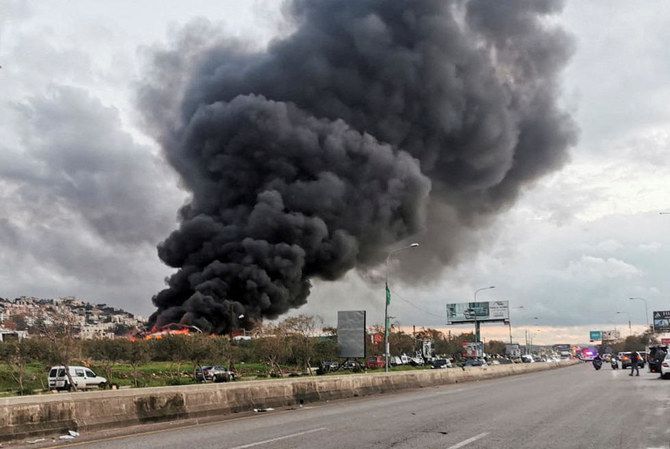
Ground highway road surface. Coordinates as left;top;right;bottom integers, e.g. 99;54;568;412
13;363;670;449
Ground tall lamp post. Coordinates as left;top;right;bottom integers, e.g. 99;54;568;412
473;286;495;342
508;305;524;344
629;297;649;330
616;311;632;336
384;243;419;373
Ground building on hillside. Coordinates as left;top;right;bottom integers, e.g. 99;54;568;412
0;329;27;342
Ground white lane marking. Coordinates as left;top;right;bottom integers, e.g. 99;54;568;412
446;432;489;449
228;427;327;449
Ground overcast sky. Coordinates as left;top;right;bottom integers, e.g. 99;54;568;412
1;1;669;344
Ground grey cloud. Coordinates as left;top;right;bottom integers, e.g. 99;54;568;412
0;84;181;314
4;85;178;246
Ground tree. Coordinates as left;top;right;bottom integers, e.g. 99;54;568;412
33;309;82;391
254;323;290;376
0;339;42;394
182;334;216;377
313;338;340;363
83;338;127;384
484;340;506;356
210;336;233;366
153;334;189;378
389;330;416;356
121;339;152;387
622;329;658;351
282;315;321;374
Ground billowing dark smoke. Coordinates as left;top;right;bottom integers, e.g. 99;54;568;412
141;0;577;333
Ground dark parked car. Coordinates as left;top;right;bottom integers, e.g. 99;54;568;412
647;346;668;373
341;360;362;371
430;358;452;369
195;365;235;382
316;361;339;375
464;359;487;367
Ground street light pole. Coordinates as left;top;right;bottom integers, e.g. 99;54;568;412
616;311;632;336
508;305;524;344
473;286;495;343
384;243;419;373
629;297;649;330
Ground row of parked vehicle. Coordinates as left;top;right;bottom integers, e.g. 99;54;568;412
47;364;238;391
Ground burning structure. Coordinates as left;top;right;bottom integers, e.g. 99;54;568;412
141;0;576;334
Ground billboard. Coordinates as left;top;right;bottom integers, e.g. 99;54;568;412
653;310;670;333
446;301;509;324
462;341;483;358
337;310;366;358
601;330;620;340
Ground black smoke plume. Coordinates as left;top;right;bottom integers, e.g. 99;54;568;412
141;0;577;333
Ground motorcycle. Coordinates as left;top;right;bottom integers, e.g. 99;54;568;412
593;358;603;370
611;358;618;369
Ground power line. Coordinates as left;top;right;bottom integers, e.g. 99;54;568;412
389;288;445;319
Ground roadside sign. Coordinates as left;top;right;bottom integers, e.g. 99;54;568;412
653;311;670;333
589;331;602;341
446;301;509;324
602;330;619;340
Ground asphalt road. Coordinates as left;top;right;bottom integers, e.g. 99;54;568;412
15;363;670;449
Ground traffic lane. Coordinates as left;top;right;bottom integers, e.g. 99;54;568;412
21;363;669;449
461;363;669;449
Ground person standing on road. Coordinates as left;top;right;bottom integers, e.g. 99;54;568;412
629;351;640;376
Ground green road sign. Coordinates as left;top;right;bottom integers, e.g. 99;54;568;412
589;331;602;341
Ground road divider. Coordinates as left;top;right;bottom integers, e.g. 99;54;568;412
0;360;578;442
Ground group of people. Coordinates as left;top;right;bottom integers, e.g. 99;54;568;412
592;351;641;376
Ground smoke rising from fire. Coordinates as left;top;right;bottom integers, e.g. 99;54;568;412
141;0;576;333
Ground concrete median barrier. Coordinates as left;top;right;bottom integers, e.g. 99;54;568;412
0;360;578;442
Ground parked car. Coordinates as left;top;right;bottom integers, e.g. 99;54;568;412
660;353;670;379
195;365;235;382
464;359;487;367
389;356;403;366
341;360;363;371
408;356;425;366
48;365;107;391
316;361;339;375
365;355;386;369
647;346;668;373
430;358;452;369
521;355;534;363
